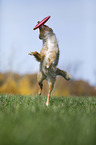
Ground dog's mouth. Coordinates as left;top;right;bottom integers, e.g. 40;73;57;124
39;25;53;40
39;28;47;39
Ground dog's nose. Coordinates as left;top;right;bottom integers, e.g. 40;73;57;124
28;52;32;55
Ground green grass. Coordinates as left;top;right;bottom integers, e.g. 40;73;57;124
0;95;96;145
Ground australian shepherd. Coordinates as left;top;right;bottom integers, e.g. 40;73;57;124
29;23;71;106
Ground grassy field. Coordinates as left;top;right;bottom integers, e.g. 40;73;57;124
0;95;96;145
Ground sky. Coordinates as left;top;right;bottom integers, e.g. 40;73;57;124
0;0;96;86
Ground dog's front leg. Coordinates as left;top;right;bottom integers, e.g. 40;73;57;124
46;51;57;68
28;51;44;62
46;60;53;68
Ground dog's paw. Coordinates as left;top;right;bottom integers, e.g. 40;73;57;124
38;91;42;96
28;52;33;55
46;102;49;106
45;63;52;69
28;51;38;56
46;64;50;69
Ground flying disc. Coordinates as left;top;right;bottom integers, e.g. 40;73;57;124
33;16;51;30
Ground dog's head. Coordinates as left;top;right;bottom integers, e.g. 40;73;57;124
38;22;53;40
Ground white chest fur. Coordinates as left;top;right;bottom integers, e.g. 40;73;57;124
47;35;58;50
44;34;59;64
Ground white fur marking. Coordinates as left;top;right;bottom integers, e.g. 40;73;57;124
46;102;49;106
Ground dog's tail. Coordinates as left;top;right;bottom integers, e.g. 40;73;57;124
56;68;71;80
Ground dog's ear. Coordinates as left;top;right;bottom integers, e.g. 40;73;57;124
44;25;53;33
48;27;53;34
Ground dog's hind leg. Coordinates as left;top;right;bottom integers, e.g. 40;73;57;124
37;71;46;95
46;78;55;106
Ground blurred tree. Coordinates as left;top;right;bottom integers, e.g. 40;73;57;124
0;73;96;96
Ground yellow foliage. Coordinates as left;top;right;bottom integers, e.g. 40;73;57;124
0;73;3;79
18;77;31;95
0;73;96;96
0;79;17;94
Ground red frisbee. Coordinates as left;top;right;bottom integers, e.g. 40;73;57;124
33;16;51;30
